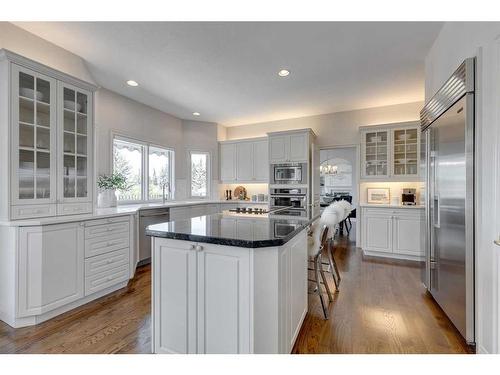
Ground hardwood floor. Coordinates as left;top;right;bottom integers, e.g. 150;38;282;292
0;223;471;354
293;223;472;354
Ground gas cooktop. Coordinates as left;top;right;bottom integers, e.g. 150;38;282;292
228;207;269;214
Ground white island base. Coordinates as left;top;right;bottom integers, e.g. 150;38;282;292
152;230;308;354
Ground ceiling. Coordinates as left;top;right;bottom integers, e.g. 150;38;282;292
14;22;443;126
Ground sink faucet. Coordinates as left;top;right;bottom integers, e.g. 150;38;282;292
162;181;171;204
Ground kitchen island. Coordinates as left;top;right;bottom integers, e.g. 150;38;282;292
146;209;320;354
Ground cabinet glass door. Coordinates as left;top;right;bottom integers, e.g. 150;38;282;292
59;83;92;201
393;128;418;176
364;130;388;177
14;67;56;203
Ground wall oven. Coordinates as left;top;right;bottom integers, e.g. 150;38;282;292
272;163;307;185
270;187;307;210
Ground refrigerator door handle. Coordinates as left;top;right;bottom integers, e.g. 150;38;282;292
433;194;440;228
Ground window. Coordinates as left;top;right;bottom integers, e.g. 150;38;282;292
112;135;174;203
190;151;210;198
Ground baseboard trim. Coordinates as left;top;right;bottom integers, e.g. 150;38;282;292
363;249;424;262
4;281;129;328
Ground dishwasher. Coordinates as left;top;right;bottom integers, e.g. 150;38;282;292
139;208;170;265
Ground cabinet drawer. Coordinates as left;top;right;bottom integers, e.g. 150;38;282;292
84;221;129;239
85;264;129;296
11;204;56;220
57;202;92;216
85;247;129;277
85;215;130;227
85;232;130;258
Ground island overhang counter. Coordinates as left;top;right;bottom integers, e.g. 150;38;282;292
146;210;320;354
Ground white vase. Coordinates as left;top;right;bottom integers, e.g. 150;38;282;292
98;189;117;208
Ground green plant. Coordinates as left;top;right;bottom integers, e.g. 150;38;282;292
97;173;129;191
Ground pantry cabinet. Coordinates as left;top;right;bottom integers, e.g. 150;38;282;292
361;206;423;260
219;137;268;183
360;121;420;180
0;49;97;221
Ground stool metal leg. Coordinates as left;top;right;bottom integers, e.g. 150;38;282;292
314;253;328;319
329;239;341;284
318;254;333;302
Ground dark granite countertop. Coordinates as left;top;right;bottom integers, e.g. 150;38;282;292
145;208;321;248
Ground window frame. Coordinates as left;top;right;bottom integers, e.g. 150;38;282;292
111;132;175;204
188;150;211;199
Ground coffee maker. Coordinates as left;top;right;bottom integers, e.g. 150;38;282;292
401;188;417;206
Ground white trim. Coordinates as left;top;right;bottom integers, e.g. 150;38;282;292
0;49;98;92
188;150;211;199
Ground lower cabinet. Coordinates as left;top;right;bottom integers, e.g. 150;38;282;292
152;230;307;354
9;215;132;327
361;207;423;260
18;222;84;317
153;239;250;354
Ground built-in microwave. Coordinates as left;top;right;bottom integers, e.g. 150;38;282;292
271;163;307;185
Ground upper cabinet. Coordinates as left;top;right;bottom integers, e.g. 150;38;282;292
268;131;309;163
219;138;268;183
360;122;420;180
0;50;97;220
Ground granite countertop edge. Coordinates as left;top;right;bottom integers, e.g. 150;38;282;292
145;213;320;249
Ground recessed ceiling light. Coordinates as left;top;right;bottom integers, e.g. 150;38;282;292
278;69;290;77
193;112;201;116
126;80;139;87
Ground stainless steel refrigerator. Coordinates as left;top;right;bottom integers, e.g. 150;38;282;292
420;58;475;345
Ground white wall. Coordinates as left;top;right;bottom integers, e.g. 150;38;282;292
425;21;500;354
224;101;423;146
0;22;96;85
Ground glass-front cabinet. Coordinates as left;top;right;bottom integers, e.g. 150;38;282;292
3;54;95;220
58;82;93;208
11;65;57;207
360;123;420;180
362;130;389;178
392;128;419;176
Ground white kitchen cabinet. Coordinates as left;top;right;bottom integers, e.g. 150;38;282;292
253;139;269;181
360;121;420;180
236;141;254;181
57;81;93;214
220;143;236;181
220;137;269;183
18;222;84;317
0;214;133;328
268;130;311;164
361;206;423;260
268;135;288;163
196;243;251;354
153;239;198;354
0;50;97;221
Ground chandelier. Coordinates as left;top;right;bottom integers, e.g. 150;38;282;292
320;164;338;175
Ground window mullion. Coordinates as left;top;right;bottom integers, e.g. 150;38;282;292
143;144;148;202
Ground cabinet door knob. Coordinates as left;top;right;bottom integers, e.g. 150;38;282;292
195;245;203;251
189;244;195;250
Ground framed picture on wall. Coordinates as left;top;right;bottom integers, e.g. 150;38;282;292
367;188;390;204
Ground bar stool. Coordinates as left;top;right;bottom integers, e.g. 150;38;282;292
307;224;333;319
319;205;342;290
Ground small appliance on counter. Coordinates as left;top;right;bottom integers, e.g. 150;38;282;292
401;188;416;206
